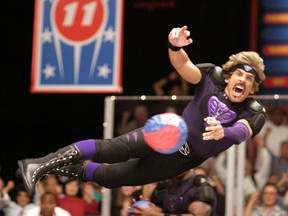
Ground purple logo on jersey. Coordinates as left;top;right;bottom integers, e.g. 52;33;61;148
164;197;183;214
207;96;236;125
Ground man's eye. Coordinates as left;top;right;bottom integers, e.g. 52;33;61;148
247;77;253;81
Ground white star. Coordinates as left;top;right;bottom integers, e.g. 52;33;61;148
42;27;53;43
43;64;56;79
97;63;111;79
103;26;115;43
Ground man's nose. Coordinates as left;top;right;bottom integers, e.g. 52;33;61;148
239;75;246;82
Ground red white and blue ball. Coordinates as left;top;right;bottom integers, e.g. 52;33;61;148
129;200;150;216
144;113;188;154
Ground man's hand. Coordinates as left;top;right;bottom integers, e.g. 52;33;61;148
249;192;260;205
0;178;4;197
168;25;193;48
202;117;224;140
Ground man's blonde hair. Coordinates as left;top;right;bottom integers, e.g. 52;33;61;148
222;51;265;92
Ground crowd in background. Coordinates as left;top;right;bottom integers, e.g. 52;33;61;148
1;73;288;216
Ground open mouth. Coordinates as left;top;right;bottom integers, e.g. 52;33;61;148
233;84;245;97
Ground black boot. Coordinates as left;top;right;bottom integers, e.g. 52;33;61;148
47;163;88;182
17;144;84;196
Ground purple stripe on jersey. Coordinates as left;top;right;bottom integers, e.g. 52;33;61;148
133;132;137;142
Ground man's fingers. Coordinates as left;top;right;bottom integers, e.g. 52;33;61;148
203;126;224;140
205;125;222;132
203;131;223;140
180;25;188;33
170;27;181;39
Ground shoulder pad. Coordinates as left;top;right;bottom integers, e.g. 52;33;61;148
245;98;266;137
156;179;172;190
195;63;216;70
151;179;172;203
192;174;210;187
245;98;266;115
195;63;225;87
211;66;226;87
192;174;215;204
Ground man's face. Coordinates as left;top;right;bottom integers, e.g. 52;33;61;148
44;176;59;193
16;191;30;207
41;194;56;216
261;185;279;207
224;69;255;103
271;109;284;126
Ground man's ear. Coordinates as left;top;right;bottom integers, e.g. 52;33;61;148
250;87;255;95
224;77;229;83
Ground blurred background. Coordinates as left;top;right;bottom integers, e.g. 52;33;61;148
0;0;270;182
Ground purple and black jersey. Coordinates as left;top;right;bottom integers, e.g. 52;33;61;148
182;69;253;159
151;173;216;215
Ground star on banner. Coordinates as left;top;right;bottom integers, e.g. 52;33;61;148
103;26;115;43
42;27;53;43
43;64;56;79
97;63;111;79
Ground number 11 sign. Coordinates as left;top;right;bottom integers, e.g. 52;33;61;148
31;0;123;93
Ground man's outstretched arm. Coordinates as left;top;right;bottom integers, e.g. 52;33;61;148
203;117;253;142
168;25;201;85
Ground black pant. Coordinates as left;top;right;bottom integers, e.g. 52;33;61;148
92;127;205;188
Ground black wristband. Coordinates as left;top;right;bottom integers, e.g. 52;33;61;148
168;41;181;51
164;214;170;216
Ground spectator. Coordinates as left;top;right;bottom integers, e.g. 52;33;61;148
111;186;136;216
2;183;36;216
0;177;10;216
244;183;288;216
153;70;189;96
58;180;100;216
117;105;149;135
26;191;71;216
81;182;102;216
43;175;63;195
214;137;271;204
269;141;288;196
131;169;216;216
153;71;189;114
258;107;288;158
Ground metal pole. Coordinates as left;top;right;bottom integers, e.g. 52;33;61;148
236;141;246;216
225;145;236;216
101;96;115;216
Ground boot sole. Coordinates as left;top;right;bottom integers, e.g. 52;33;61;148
17;160;34;197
